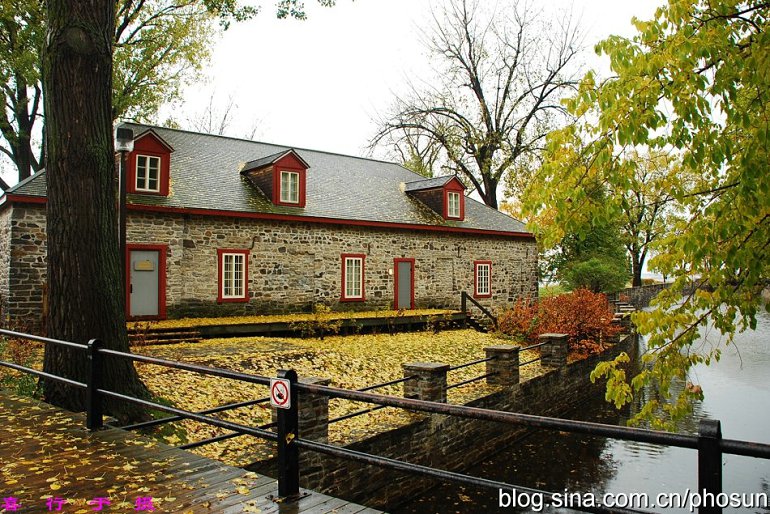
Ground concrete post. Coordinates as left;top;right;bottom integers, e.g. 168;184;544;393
402;362;449;403
539;333;569;368
483;345;520;385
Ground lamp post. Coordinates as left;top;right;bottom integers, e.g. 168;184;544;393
115;127;134;296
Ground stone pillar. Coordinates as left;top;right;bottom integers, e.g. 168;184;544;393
273;376;330;443
539;333;569;368
402;362;449;403
483;345;520;385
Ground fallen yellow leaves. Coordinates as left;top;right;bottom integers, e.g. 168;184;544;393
130;308;457;330
135;329;544;466
0;394;293;514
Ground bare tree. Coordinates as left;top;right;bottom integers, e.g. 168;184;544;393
388;129;443;178
371;0;582;209
183;92;261;139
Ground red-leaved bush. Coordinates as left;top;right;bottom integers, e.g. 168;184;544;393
498;289;620;357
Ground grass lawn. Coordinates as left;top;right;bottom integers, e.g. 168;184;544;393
135;329;544;466
539;283;568;297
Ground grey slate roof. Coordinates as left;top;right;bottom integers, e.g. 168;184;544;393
403;175;458;192
6;168;46;196
240;149;309;173
6;123;531;236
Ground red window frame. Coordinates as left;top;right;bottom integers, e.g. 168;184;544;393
445;191;462;219
217;249;250;303
133;153;162;192
273;166;307;207
473;260;492;298
341;253;366;302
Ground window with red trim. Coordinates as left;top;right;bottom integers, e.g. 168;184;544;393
279;170;300;204
442;179;466;220
341;254;365;301
218;249;249;302
474;261;492;298
447;191;461;218
135;154;161;192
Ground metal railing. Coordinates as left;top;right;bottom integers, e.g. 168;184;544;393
460;291;498;329
446;355;498;390
519;340;547;366
2;328;770;514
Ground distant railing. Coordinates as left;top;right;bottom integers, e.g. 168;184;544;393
2;327;770;514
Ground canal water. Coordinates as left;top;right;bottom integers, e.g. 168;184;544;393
393;308;770;513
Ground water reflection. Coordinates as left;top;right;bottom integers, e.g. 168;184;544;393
393;308;770;514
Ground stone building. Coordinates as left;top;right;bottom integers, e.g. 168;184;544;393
0;124;537;325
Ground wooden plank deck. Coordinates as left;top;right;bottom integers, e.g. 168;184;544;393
0;393;385;513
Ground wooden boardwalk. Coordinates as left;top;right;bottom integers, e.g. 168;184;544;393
0;393;385;513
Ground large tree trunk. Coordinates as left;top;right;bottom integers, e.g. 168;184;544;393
12;77;38;183
631;251;644;287
480;174;499;209
41;0;149;423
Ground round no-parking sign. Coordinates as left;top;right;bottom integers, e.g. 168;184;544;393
270;378;291;409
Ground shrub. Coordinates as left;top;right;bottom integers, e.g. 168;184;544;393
290;304;343;340
0;336;39;396
498;289;620;357
498;299;539;341
562;257;629;293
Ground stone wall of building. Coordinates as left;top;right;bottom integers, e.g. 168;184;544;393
3;206;47;329
3;205;538;323
0;207;11;323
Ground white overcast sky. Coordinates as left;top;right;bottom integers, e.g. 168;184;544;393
0;0;665;188
161;0;665;157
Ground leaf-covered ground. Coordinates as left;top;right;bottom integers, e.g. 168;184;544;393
135;329;545;466
0;394;322;513
133;308;457;330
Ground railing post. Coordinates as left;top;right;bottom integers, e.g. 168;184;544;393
403;362;449;403
276;369;300;500
698;419;723;514
273;376;329;443
86;338;104;431
461;292;468;328
484;345;520;385
539;333;569;368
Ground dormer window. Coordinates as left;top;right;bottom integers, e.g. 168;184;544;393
447;191;461;218
240;149;309;208
403;175;466;221
280;170;300;204
124;129;174;196
135;155;161;192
